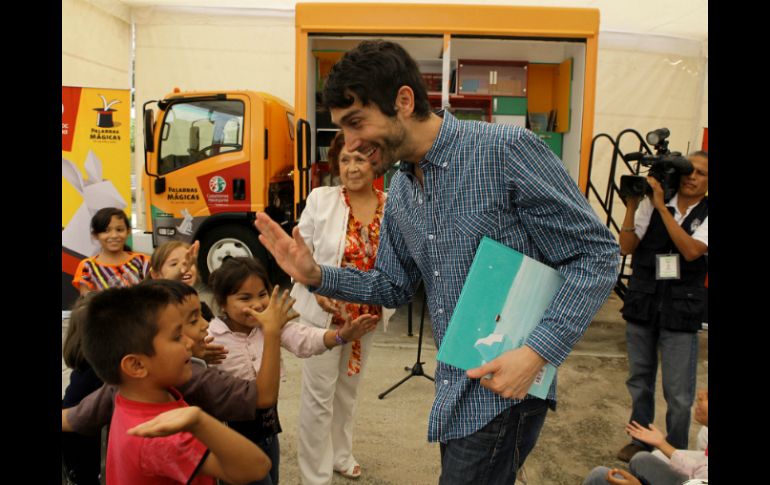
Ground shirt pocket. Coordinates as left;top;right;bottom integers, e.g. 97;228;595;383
454;211;503;241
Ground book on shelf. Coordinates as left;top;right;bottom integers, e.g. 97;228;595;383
436;237;565;399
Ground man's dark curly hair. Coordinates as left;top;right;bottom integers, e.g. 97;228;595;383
322;40;431;121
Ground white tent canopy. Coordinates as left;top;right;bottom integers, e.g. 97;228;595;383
63;0;708;229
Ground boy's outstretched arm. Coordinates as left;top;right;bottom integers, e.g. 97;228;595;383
129;406;271;485
63;367;261;433
62;409;72;432
62;383;118;435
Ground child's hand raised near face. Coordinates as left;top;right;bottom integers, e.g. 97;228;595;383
243;287;299;335
201;335;228;365
338;314;378;342
177;241;200;286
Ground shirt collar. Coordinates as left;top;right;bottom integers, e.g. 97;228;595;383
666;193;703;218
209;316;257;338
412;110;460;172
208;317;231;337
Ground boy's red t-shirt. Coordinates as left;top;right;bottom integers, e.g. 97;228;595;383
106;387;214;485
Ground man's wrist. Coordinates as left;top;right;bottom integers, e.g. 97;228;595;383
311;264;323;287
621;226;635;232
524;344;548;366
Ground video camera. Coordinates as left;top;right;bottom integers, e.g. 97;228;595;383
619;128;693;202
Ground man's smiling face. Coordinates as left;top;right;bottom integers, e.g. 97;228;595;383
330;93;409;177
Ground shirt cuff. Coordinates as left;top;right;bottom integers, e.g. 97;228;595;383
312;265;339;295
526;325;573;367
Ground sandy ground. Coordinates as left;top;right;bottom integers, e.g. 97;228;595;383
62;291;708;484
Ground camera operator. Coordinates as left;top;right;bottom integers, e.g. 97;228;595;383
616;150;708;463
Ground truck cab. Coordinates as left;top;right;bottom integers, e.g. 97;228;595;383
143;89;295;282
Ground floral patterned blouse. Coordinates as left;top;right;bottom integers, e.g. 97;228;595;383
331;187;386;375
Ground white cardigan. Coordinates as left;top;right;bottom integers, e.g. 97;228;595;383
289;186;394;330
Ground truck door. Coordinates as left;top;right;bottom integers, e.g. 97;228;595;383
149;97;247;248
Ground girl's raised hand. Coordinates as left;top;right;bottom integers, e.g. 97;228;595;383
339;314;378;342
243;287;300;335
625;421;665;448
179;241;200;286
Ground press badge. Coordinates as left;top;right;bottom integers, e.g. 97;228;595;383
655;254;680;280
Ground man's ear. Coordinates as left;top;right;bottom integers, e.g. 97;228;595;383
121;354;149;379
395;86;415;119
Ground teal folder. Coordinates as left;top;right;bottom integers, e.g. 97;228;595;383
436;237;565;399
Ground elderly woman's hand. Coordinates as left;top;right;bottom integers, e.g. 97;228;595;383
314;294;340;314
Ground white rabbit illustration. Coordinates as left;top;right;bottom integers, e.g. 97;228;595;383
176;208;194;236
62;150;127;257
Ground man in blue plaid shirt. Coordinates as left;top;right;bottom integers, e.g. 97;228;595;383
256;40;619;484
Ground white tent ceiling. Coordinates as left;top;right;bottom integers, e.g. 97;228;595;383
111;0;707;42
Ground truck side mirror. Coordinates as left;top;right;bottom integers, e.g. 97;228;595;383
154;177;166;194
144;109;155;152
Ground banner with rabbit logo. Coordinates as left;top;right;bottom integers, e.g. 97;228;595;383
62;86;131;309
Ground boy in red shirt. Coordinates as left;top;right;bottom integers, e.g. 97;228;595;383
82;280;271;485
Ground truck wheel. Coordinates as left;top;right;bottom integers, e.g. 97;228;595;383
198;224;267;285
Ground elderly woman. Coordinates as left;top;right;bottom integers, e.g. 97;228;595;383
292;131;393;483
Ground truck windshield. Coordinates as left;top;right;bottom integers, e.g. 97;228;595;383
158;99;245;175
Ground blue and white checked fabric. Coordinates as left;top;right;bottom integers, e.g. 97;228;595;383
317;111;620;443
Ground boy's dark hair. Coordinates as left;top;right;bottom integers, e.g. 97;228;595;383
208;256;273;307
140;277;199;298
82;280;190;385
323;40;431;121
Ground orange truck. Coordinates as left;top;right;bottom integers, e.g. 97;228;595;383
142;4;601;283
142;89;306;282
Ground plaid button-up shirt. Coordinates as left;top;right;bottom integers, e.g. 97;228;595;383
317;111;619;442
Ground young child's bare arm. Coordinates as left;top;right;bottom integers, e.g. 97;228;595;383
243;287;298;408
322;314;378;349
128;406;271;485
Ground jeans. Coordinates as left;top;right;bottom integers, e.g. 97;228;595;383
439;398;548;485
630;452;689;485
583;466;627;485
625;322;698;449
582;452;687;485
250;434;280;485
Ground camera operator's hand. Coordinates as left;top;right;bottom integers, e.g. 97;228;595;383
619;196;642;256
646;176;666;211
624;195;641;210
